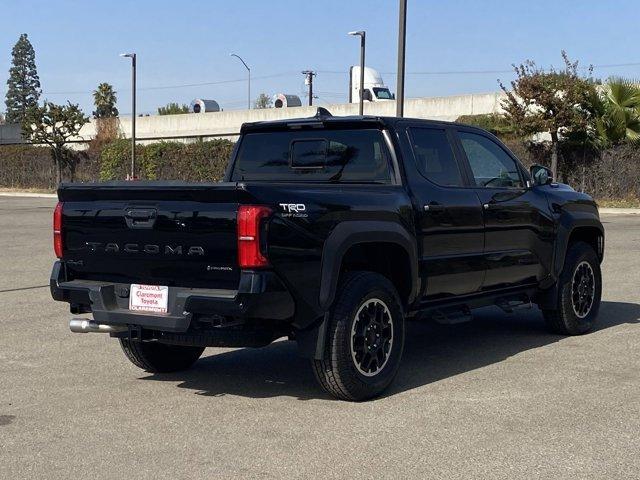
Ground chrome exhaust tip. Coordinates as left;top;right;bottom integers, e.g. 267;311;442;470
69;318;127;334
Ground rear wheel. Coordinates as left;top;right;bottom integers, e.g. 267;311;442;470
119;339;204;373
543;241;602;335
312;271;405;401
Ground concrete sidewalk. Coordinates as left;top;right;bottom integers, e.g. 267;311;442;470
599;207;640;215
0;191;56;198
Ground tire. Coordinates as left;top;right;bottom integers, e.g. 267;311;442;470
119;339;204;373
543;241;602;335
312;271;405;401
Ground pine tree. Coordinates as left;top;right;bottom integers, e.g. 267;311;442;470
5;33;41;124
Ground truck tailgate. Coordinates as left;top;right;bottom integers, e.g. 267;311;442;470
58;182;248;290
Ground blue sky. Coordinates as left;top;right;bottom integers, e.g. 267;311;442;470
1;0;639;116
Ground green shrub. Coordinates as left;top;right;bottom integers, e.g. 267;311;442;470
99;139;132;181
1;135;637;202
99;139;234;181
156;140;233;182
0;145;53;189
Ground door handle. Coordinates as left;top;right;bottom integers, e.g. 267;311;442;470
423;203;445;213
125;208;157;229
126;208;155;220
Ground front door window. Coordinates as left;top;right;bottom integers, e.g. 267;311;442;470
459;132;523;188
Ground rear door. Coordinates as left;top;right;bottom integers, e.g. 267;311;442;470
401;124;485;300
454;128;555;289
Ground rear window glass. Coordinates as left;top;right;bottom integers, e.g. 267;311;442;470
231;129;393;183
290;139;328;168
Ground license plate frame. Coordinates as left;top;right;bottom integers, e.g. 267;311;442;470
129;284;169;314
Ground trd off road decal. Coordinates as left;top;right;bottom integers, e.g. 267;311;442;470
279;203;308;218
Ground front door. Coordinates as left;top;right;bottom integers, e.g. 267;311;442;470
401;125;485;301
454;129;555;290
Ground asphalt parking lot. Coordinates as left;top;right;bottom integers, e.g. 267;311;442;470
0;196;638;479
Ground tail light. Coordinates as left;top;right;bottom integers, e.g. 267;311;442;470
53;201;63;258
237;205;272;268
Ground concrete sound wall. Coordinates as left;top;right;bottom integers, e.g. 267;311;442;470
0;91;507;145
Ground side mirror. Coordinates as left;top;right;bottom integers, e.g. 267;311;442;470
362;89;373;102
530;164;553;186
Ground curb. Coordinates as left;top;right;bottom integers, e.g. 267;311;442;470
0;192;57;199
599;208;640;215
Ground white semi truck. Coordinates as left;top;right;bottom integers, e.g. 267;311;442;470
349;66;394;103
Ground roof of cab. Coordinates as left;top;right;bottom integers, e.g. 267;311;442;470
240;108;460;133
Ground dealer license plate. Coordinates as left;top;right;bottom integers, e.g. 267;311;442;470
129;284;169;314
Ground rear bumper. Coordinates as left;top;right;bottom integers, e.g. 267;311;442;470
50;261;295;332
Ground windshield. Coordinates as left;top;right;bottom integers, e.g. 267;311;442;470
231;129;393;183
373;87;393;100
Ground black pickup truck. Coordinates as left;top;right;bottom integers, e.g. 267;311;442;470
50;110;604;400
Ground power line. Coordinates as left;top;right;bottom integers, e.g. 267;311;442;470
2;61;638;102
35;72;296;96
315;91;345;98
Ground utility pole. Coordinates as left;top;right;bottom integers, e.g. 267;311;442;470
120;52;137;179
396;0;407;117
302;70;316;106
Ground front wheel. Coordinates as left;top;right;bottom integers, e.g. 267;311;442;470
542;241;602;335
119;339;204;373
312;271;405;401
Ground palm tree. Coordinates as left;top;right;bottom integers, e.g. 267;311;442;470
595;78;640;146
92;83;118;118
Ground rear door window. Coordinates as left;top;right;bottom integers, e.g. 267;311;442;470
408;128;464;187
232;129;393;183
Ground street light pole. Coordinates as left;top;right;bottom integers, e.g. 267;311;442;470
396;0;407;117
120;52;136;179
348;31;366;115
230;53;251;110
